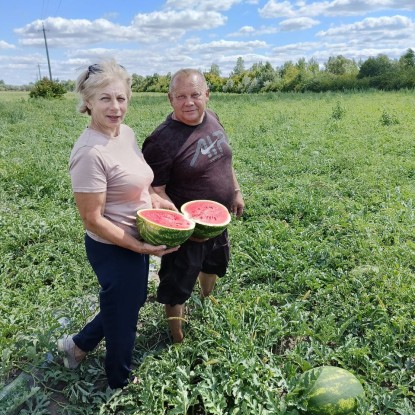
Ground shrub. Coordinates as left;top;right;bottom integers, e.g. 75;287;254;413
380;109;400;126
29;77;66;99
331;101;346;120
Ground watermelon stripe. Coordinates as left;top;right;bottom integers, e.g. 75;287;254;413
191;223;228;239
303;366;365;415
136;209;195;247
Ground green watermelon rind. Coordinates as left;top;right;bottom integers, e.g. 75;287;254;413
181;200;231;239
136;209;195;248
303;366;365;415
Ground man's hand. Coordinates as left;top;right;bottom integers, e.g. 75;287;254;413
150;192;178;211
231;191;244;218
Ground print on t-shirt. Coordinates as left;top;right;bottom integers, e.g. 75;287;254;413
190;130;227;167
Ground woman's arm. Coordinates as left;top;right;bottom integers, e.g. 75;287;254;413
73;192;178;255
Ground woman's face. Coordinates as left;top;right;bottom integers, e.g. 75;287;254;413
87;79;129;136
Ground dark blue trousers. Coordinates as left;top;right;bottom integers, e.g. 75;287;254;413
73;234;149;389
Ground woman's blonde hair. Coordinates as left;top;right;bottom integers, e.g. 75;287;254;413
75;59;132;115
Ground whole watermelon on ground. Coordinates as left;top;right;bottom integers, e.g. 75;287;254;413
136;209;195;247
302;366;365;415
181;200;231;239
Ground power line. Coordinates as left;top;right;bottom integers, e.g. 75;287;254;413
55;0;63;15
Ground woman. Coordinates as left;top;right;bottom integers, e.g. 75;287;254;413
58;59;178;389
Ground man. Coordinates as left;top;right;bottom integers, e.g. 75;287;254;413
142;68;244;343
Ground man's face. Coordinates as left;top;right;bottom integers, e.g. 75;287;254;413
168;74;209;126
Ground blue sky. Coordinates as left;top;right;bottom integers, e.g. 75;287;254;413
1;0;414;85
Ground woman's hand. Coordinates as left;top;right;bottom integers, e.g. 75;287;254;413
140;242;179;256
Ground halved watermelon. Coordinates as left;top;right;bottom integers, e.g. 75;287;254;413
136;209;195;247
302;366;365;415
181;200;231;239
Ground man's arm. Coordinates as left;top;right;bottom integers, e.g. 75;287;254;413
231;168;244;218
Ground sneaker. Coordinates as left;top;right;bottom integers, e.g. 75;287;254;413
57;335;86;369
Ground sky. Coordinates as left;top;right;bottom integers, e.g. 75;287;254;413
0;0;414;86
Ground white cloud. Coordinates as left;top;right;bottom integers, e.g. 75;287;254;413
15;18;139;47
272;41;321;54
165;0;242;11
259;0;415;18
317;15;414;40
230;25;256;36
254;26;281;35
132;10;227;34
180;39;268;54
14;10;227;49
228;17;318;37
279;17;320;31
0;40;15;49
228;25;279;37
259;1;295;18
323;0;415;16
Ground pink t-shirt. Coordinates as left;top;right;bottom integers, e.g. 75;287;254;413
69;124;154;244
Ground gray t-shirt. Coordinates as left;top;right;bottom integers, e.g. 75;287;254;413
142;110;235;211
69;124;154;243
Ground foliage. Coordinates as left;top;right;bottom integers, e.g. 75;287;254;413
1;91;415;414
132;73;172;93
29;77;67;99
399;49;415;68
130;50;415;94
325;55;359;76
357;55;396;78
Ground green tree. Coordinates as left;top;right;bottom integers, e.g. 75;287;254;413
209;63;221;77
280;61;300;91
307;58;320;75
358;54;395;78
325;55;359;75
59;79;76;92
223;78;235;93
247;61;278;92
399;48;415;68
204;64;225;92
132;74;145;92
232;57;245;76
296;57;307;72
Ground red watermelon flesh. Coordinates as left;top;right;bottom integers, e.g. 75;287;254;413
181;200;231;239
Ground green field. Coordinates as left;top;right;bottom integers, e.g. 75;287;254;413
1;90;415;414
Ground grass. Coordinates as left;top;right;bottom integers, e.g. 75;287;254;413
1;90;415;414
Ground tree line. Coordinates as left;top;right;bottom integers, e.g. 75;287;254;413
132;48;415;93
2;49;414;94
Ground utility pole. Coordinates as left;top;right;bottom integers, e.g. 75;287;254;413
42;23;52;80
37;64;41;80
